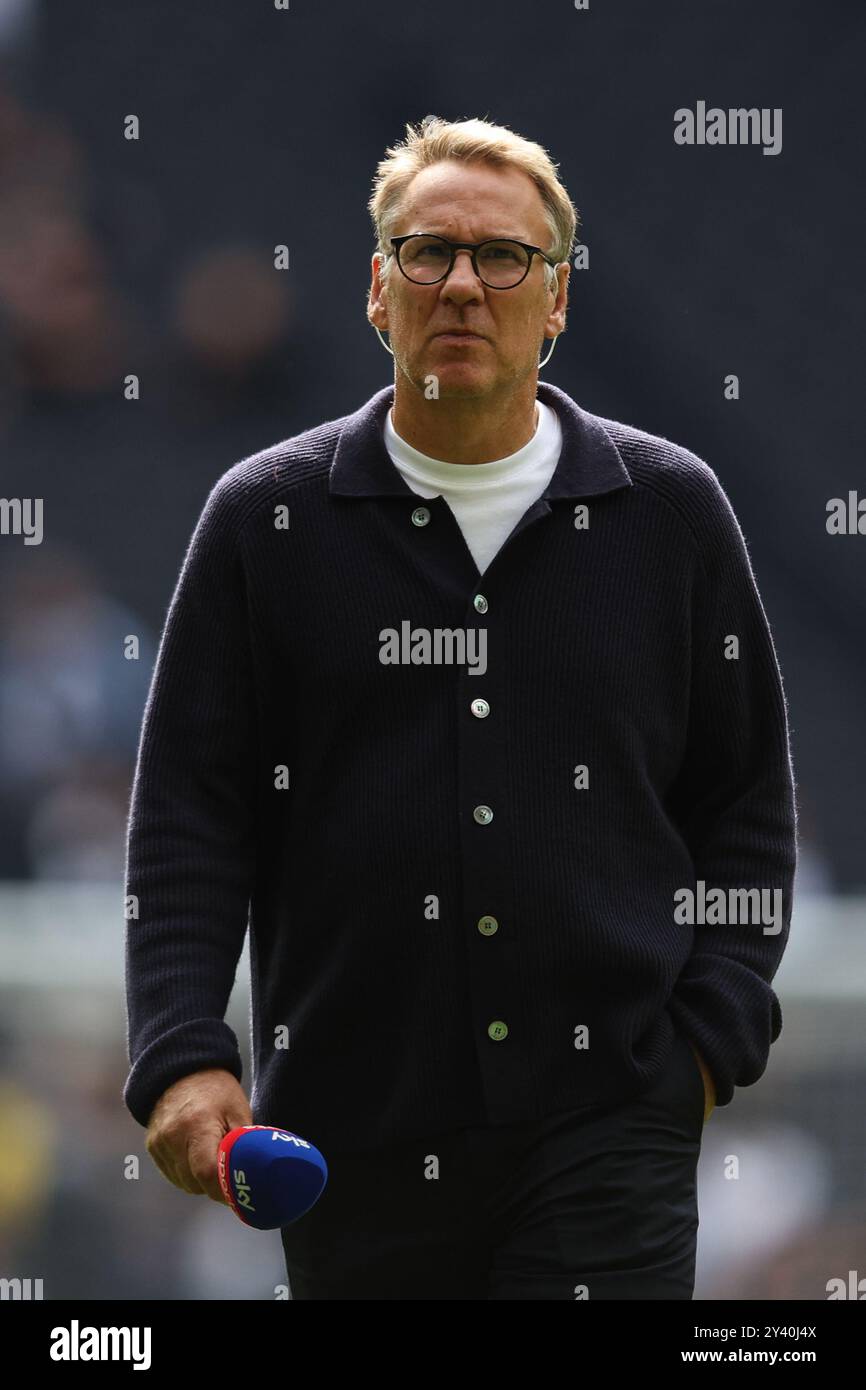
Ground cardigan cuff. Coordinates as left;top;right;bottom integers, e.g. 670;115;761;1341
123;1018;244;1128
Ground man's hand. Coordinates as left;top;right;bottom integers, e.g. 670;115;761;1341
145;1068;253;1202
687;1042;717;1123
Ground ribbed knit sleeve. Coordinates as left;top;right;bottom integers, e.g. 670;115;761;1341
122;476;259;1127
665;461;798;1105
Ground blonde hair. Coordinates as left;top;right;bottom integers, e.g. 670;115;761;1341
368;115;579;293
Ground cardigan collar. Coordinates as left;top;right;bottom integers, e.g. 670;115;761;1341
329;379;633;501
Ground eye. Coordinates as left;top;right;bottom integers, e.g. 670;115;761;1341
479;241;524;263
405;237;449;262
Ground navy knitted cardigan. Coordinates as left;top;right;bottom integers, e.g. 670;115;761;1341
123;379;797;1153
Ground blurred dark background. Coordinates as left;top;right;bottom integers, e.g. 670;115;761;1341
0;0;863;1300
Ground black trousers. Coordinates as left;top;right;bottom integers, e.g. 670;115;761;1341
280;1030;705;1300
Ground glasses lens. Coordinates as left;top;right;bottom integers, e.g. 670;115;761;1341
399;235;453;283
477;240;530;287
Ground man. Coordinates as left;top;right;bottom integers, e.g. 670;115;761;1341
124;116;797;1300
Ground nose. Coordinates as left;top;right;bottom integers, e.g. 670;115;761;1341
439;248;485;303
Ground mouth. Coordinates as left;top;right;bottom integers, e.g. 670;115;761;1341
433;331;487;344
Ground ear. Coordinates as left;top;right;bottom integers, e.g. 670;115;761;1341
367;251;390;331
544;261;569;337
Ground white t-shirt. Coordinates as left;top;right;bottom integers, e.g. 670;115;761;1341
383;399;563;575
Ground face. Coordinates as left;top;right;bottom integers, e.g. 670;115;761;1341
368;160;569;398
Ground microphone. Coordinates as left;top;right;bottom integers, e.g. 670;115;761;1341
217;1124;328;1230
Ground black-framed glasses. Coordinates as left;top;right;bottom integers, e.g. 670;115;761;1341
390;233;557;289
